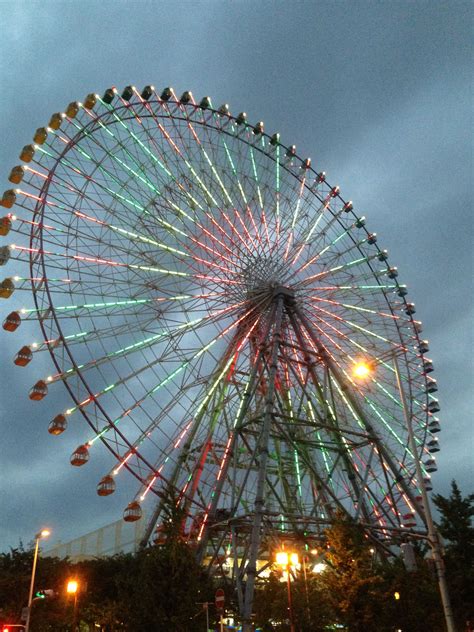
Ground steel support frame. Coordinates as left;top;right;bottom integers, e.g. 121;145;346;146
393;353;456;632
241;293;285;631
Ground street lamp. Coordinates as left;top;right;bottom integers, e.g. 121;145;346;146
67;579;79;632
353;361;372;379
275;551;298;632
351;353;456;632
24;529;50;632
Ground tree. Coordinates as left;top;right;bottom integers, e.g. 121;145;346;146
318;516;390;632
0;545;73;631
433;479;474;629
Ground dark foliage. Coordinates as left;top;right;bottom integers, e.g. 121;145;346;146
433;480;474;629
1;482;471;630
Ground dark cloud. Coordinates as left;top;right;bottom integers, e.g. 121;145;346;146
0;0;472;551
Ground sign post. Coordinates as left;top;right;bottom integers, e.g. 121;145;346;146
215;589;225;632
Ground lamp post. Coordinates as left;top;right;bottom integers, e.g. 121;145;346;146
67;580;79;632
353;357;456;632
392;353;456;632
24;529;50;632
276;551;297;632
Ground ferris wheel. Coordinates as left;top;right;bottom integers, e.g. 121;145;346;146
1;85;441;621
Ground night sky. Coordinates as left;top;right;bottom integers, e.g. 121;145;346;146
0;0;472;552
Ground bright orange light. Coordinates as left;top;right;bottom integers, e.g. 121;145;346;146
353;362;371;378
394;591;400;600
276;551;299;568
40;529;50;538
67;580;78;594
290;552;299;567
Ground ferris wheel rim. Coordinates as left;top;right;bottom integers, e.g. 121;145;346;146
0;85;435;525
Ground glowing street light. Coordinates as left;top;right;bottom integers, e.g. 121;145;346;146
67;580;78;594
67;579;79;631
25;528;51;632
353;362;372;379
275;550;298;632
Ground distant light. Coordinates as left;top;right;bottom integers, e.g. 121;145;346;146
67;580;78;594
353;362;371;378
276;551;288;566
394;591;401;600
40;529;50;538
313;562;327;574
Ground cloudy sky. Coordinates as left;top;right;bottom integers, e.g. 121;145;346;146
0;0;472;552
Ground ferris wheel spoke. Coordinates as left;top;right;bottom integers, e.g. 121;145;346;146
303;301;399;348
247;146;272;250
166;123;255;257
283;174;309;261
39;137;153;216
105;96;224;231
221;140;256;232
295;317;407;451
309;294;400;323
294;250;380;290
35;140;195;251
94;394;194;473
11;215;187;279
13;241;197;284
184;117;235;209
68;106;188;212
163;107;265;259
61;119;257;280
142;103;221;210
292;213;359;272
65;300;264;440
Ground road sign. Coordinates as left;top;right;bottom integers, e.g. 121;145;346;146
215;588;225;611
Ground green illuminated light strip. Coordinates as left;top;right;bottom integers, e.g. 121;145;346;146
294;449;303;499
275;145;280;220
88;305;260;444
290;176;306;232
189;125;233;207
101;97;227;234
22;298;150;314
249;147;264;212
60;311;215;386
298;255;373;288
39;136;189;240
310;295;398;321
307;400;334;485
311;302;392;345
223;141;248;206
